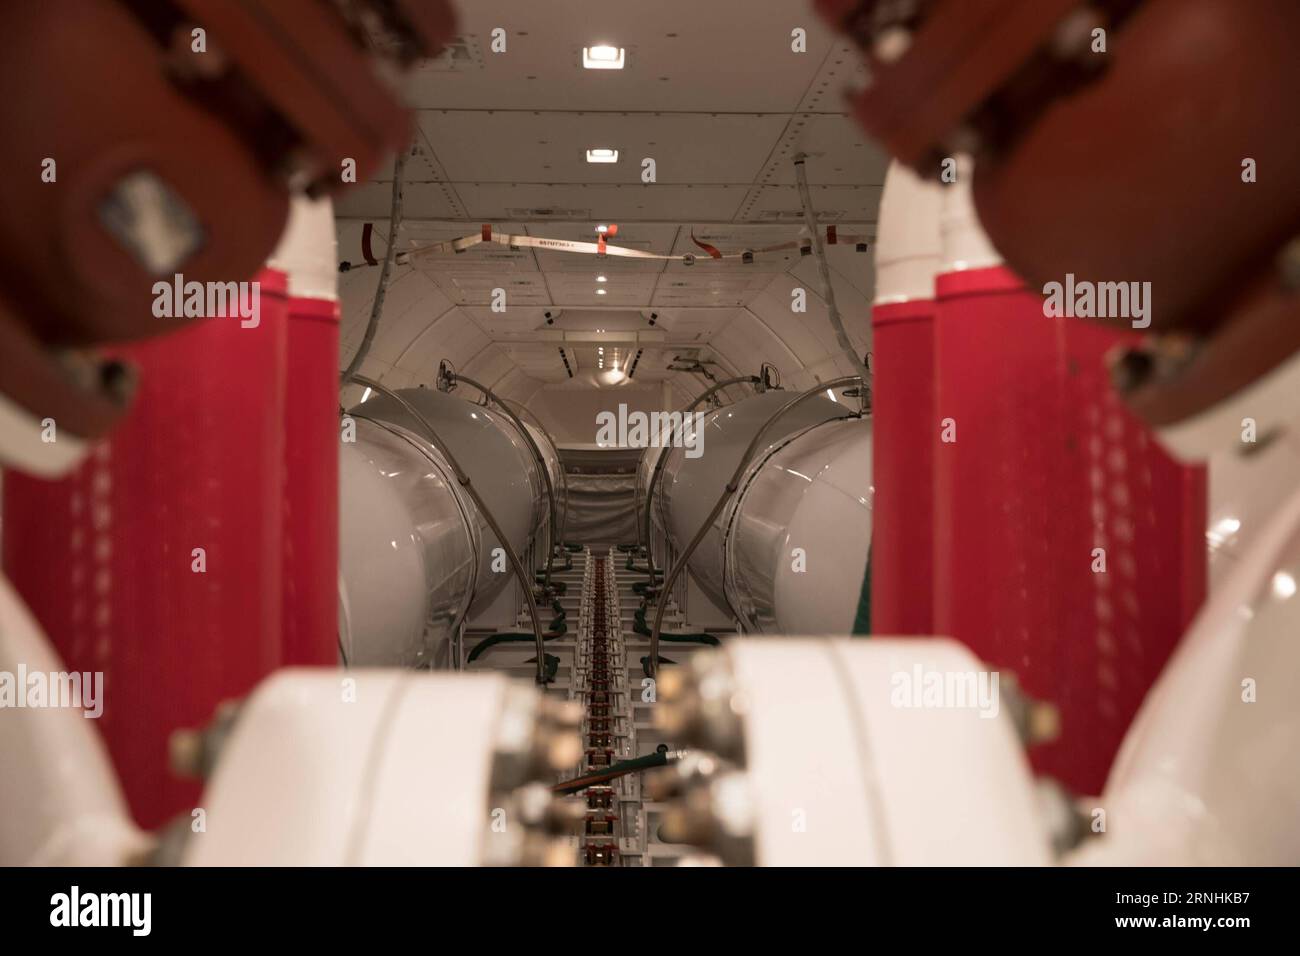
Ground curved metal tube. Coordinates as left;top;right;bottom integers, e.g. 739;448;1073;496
340;150;406;387
347;375;550;684
793;155;873;393
504;398;570;553
647;376;865;678
640;375;763;584
448;374;560;594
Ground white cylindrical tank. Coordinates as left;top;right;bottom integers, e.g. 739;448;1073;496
183;669;580;865
351;388;541;592
653;391;859;627
524;420;566;542
636;443;667;553
657;638;1052;866
724;417;873;634
0;576;149;865
338;417;479;667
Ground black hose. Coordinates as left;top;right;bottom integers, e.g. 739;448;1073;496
553;751;670;795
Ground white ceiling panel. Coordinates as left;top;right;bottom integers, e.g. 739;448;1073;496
448;183;749;223
334;181;464;220
331;0;885;399
402;1;841;114
417;111;791;185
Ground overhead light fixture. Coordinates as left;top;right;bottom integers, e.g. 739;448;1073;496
586;149;619;164
596;275;607;282
583;45;625;70
596;288;607;295
360;387;372;403
597;347;604;354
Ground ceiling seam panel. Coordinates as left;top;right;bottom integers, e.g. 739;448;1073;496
391;305;460;367
739;306;805;369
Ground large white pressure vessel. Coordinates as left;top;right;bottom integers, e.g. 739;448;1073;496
340;388;545;667
524;420;567;542
724;417;873;634
652;391;867;630
353;388;542;587
338;417;479;667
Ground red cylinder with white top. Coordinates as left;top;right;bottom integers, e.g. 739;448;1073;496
2;270;288;829
930;161;1206;794
268;197;341;667
869;162;943;635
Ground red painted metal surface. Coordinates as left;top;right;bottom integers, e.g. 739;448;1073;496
870;298;936;635
281;292;340;666
2;269;288;829
931;265;1206;794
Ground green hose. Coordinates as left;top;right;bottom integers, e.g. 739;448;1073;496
467;616;567;662
553;750;669;795
851;545;872;636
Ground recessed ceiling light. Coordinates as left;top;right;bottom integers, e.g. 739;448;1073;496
596;288;607;295
596;275;607;282
583;46;625;69
598;347;604;354
586;149;619;164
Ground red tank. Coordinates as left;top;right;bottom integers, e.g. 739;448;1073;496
3;268;288;828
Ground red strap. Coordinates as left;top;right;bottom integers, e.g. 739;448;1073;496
361;222;378;266
690;230;723;259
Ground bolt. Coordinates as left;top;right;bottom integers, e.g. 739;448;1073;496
872;26;912;64
1051;7;1105;60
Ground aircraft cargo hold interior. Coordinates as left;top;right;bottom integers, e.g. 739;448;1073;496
1;0;1298;885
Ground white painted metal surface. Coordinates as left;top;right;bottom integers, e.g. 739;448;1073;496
656;390;851;614
352;388;541;614
874;161;943;304
183;670;511;866
338;417;479;667
267;195;338;301
939;155;1003;274
725;638;1051;866
0;576;147;865
724;417;873;634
